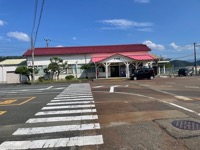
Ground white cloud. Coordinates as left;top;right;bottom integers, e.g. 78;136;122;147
7;31;30;41
72;37;77;40
143;40;165;51
98;19;153;30
134;0;150;4
170;42;179;49
0;19;5;26
170;42;193;51
56;45;64;47
137;28;153;32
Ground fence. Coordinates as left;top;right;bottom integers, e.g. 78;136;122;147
159;66;199;76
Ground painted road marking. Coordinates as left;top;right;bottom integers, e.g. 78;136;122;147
0;100;16;105
175;96;193;101
35;109;97;116
0;97;35;106
26;115;98;123
51;98;94;102
13;123;100;135
0;111;6;115
42;104;95;110
168;102;196;113
0;135;104;149
37;86;54;91
109;85;119;93
0;83;104;149
57;93;92;96
46;86;53;89
47;101;94;105
93;86;103;88
55;87;65;90
185;86;199;89
54;96;93;99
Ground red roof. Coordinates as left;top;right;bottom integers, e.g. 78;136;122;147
92;53;156;63
23;44;151;56
128;55;155;60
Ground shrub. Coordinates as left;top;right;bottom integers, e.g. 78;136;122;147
38;76;44;82
65;75;75;80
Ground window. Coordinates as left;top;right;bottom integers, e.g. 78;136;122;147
68;64;76;74
77;64;83;74
98;66;105;72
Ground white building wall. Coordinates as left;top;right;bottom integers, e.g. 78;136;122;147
0;66;18;83
27;54;92;67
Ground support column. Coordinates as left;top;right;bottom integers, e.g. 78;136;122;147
105;63;108;78
133;61;142;69
124;62;130;78
163;64;166;74
94;63;97;79
103;62;110;78
75;61;78;78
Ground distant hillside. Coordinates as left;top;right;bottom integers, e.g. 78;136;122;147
171;60;193;67
0;56;24;62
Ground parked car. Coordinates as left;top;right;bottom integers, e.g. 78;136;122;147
130;68;155;80
178;68;193;76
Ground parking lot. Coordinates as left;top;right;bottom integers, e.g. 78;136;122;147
0;76;200;149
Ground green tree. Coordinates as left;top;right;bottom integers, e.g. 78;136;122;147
80;64;92;78
47;56;68;80
15;66;38;81
165;62;173;68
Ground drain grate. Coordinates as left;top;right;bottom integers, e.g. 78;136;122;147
172;120;200;130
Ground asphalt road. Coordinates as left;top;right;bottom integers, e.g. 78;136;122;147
0;77;200;149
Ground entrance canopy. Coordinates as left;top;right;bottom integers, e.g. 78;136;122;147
92;53;157;63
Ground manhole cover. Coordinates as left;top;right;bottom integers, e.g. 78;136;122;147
172;120;200;130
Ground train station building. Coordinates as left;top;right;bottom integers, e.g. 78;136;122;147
23;44;158;79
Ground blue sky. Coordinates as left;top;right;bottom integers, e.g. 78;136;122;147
0;0;200;60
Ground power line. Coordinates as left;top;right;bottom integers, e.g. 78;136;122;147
170;54;194;60
31;0;38;36
34;0;45;47
30;0;45;82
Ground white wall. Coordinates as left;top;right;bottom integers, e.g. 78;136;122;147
27;54;92;67
0;66;28;83
0;66;17;83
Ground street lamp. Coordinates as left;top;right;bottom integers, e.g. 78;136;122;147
194;43;200;75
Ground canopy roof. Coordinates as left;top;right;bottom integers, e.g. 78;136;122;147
92;53;157;63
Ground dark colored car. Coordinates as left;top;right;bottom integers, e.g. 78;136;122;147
130;68;155;80
178;68;193;76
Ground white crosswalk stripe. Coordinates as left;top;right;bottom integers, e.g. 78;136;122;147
35;108;97;116
0;83;103;149
0;135;103;149
42;104;95;110
54;95;93;99
51;97;94;102
26;115;98;123
47;100;94;105
13;123;100;135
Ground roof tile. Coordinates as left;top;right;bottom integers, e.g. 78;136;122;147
23;44;151;56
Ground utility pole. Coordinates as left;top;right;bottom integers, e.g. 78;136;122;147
194;43;197;75
31;35;35;82
194;43;200;75
44;38;51;47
